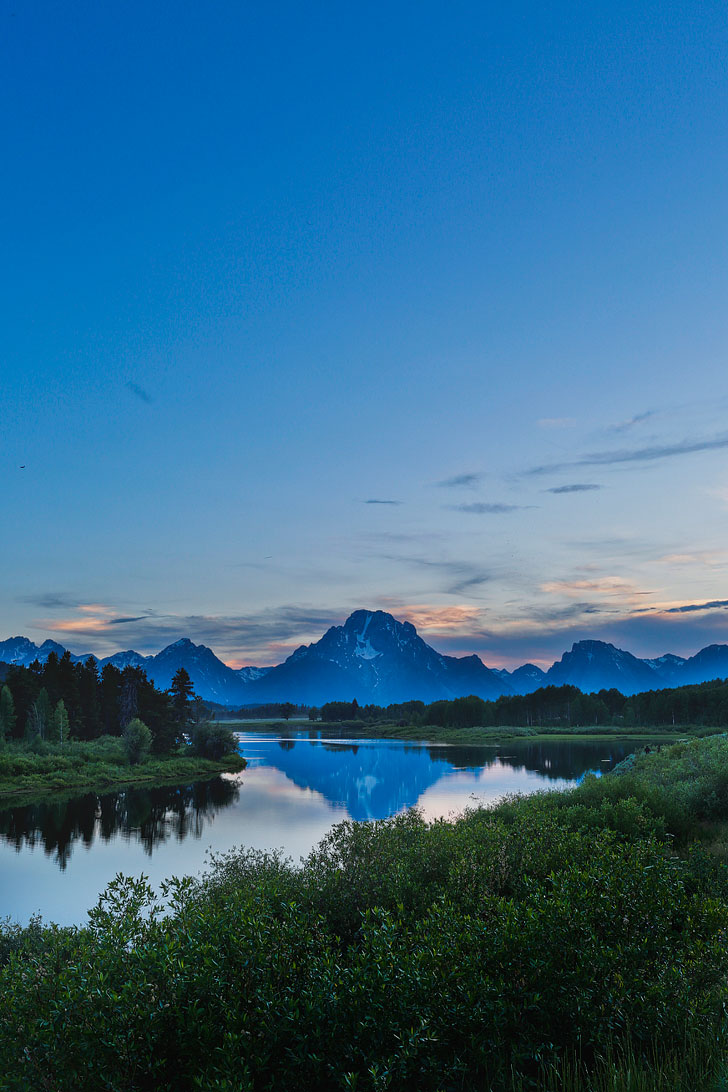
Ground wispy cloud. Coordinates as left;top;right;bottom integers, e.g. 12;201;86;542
538;417;576;429
34;604;346;665
376;602;484;632
526;433;728;476
19;592;81;610
451;502;532;514
363;498;403;505
381;554;493;596
655;551;728;569
662;599;728;614
546;483;602;494
436;473;483;488
125;381;153;404
541;577;651;605
608;410;655;433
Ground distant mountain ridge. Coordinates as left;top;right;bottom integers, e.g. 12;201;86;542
1;611;728;705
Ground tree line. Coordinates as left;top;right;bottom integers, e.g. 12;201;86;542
318;678;728;728
0;652;225;757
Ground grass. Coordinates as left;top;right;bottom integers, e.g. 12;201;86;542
225;718;702;745
0;736;245;798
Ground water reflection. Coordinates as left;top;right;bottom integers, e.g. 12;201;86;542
0;736;637;872
0;778;239;869
240;733;631;821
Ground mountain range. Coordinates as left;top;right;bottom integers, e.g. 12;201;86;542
1;609;728;705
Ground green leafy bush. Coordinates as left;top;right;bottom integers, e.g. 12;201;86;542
189;720;237;759
4;737;728;1089
122;718;152;765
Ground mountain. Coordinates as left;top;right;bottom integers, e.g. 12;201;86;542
100;650;152;671
0;636;91;667
245;609;510;705
2;616;728;705
676;645;728;687
643;653;687;687
236;665;272;683
546;640;659;695
142;638;250;705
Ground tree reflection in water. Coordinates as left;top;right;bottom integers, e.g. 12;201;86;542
0;778;239;870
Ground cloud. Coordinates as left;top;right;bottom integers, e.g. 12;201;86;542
436;473;483;488
35;605;347;665
526;433;728;476
537;418;576;429
662;599;728;614
608;410;655;433
125;381;153;404
375;602;485;632
363;498;402;505
540;577;651;606
381;554;493;596
451;503;532;514
18;592;81;610
655;551;728;568
546;483;602;494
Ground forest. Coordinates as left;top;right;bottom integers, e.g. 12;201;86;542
318;677;728;730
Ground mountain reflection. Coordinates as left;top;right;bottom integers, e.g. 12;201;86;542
0;738;633;868
0;778;239;870
244;734;628;821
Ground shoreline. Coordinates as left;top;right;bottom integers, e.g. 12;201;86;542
0;751;245;803
226;719;706;747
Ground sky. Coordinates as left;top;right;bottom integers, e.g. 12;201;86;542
2;0;727;670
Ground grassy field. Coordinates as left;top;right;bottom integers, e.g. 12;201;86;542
223;717;710;746
0;736;245;799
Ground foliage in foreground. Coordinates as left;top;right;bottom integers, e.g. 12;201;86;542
3;739;728;1089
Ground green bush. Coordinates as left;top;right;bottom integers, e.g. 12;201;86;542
4;737;728;1089
122;718;152;765
189;720;237;760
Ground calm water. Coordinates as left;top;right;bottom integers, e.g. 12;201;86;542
0;731;640;925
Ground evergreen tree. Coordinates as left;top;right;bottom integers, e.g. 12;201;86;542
26;688;53;740
0;686;16;740
120;667;142;729
169;668;194;732
51;699;69;747
100;663;122;735
77;657;102;739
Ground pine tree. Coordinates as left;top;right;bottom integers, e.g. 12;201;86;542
170;668;194;733
26;688;53;740
52;699;69;747
0;686;16;740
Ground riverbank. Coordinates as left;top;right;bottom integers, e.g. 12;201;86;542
0;737;245;798
225;717;709;746
3;733;728;1090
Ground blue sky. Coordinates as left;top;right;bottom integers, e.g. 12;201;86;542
2;0;727;668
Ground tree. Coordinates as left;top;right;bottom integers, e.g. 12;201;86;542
0;686;16;740
51;699;69;747
169;668;194;730
281;702;295;721
122;718;152;765
26;688;52;740
120;667;142;730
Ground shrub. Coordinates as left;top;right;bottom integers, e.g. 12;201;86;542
189;720;237;760
122;718;152;765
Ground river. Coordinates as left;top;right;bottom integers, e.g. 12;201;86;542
0;730;643;925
